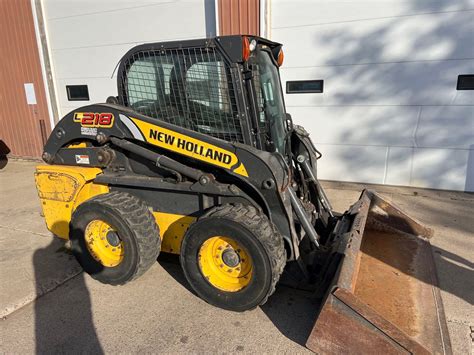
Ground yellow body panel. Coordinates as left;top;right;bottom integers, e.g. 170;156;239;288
153;212;195;254
67;142;88;148
35;165;108;239
35;166;195;252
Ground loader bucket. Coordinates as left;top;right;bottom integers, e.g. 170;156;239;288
306;190;451;354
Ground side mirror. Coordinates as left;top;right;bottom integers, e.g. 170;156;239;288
285;113;294;132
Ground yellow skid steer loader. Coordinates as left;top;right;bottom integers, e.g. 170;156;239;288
35;36;451;353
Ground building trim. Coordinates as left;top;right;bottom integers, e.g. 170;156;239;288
31;0;59;126
260;0;271;38
215;0;220;35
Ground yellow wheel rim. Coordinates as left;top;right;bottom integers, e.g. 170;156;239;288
84;220;124;267
198;236;253;292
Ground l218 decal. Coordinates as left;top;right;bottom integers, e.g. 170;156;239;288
74;112;114;128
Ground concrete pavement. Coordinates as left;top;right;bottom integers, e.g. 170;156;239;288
0;160;473;353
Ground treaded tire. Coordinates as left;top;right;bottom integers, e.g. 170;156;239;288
70;191;160;285
180;204;286;311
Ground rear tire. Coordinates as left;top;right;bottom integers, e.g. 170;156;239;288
70;191;160;285
180;204;286;311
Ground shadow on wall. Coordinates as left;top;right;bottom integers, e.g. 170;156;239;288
286;0;474;191
0;140;10;169
33;237;103;353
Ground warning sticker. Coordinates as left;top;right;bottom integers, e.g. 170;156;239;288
81;126;97;136
75;155;90;165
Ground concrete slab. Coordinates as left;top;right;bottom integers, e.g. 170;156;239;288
1;260;315;353
0;160;50;235
1;161;473;354
0;161;82;318
0;228;81;318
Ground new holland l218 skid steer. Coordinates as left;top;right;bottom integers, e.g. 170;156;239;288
35;36;451;353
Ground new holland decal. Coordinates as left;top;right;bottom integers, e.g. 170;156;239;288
130;117;248;177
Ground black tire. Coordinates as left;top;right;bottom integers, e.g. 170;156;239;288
180;204;286;311
70;191;160;285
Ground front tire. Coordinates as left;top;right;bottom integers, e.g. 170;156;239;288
70;191;160;285
180;204;286;311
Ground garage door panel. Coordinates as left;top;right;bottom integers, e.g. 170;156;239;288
46;2;206;50
44;0;174;20
271;0;474;29
51;44;134;80
316;143;387;184
411;148;470;191
287;106;419;147
273;11;473;67
415;106;474;149
385;147;414;186
271;1;473;192
281;59;473;106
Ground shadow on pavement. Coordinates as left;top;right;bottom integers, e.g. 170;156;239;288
33;238;104;354
431;245;474;305
158;253;318;348
158;253;194;293
259;285;319;347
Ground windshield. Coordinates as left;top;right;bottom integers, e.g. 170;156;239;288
250;49;287;153
123;49;243;143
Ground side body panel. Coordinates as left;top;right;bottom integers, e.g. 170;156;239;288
39;103;295;257
35;165;195;254
35;165;108;238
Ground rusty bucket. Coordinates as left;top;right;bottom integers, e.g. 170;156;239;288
306;190;452;354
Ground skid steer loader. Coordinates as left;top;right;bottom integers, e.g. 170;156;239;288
35;36;451;353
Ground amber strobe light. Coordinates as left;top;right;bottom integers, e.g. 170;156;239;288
242;37;250;61
277;49;284;67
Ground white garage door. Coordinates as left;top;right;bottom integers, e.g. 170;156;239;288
270;0;474;191
42;0;216;119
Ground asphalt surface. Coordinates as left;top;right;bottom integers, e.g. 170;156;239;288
0;160;472;354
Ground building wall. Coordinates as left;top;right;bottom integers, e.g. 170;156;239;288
270;0;474;191
0;0;52;158
218;0;260;36
41;0;217;118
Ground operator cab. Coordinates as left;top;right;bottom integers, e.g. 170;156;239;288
117;36;289;155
